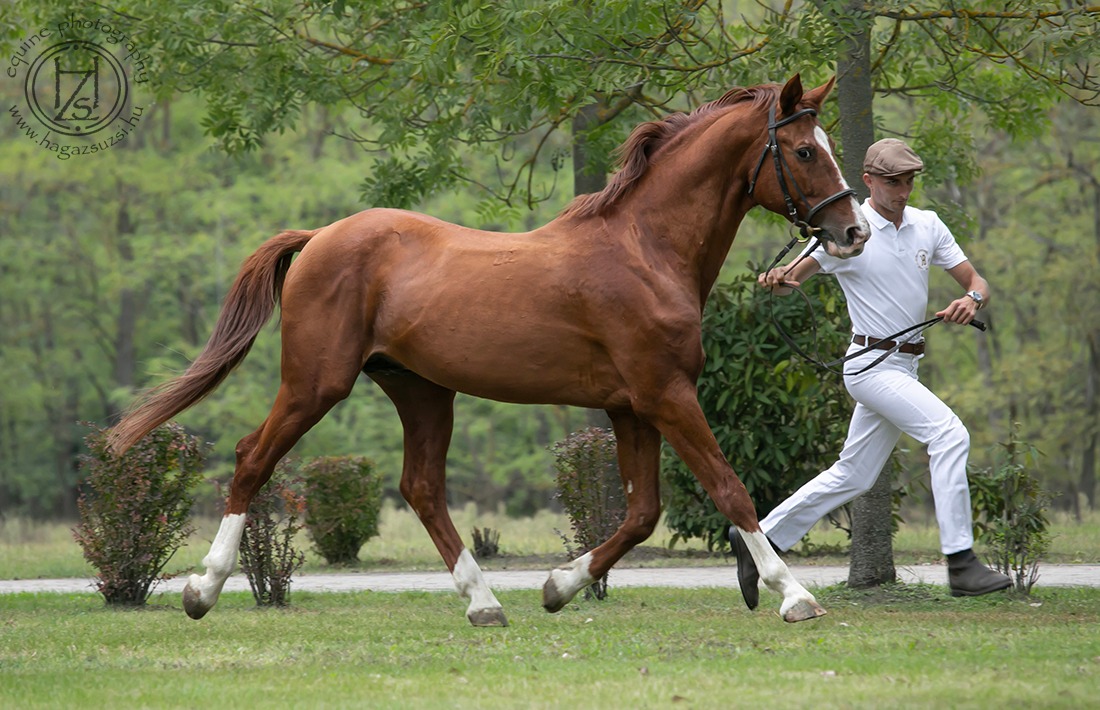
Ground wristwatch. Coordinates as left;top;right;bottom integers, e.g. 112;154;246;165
966;290;984;309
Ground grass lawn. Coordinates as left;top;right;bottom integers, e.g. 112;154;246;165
2;585;1098;708
3;505;1098;707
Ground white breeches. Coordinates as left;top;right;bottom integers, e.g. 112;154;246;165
761;349;974;555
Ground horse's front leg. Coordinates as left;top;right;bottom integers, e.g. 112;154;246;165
732;526;825;622
543;410;662;613
652;382;826;623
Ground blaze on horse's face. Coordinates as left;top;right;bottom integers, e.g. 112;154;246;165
765;75;870;259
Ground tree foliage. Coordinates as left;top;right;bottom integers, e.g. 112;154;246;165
1;1;1098;521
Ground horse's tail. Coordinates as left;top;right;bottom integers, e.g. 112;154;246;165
108;229;320;454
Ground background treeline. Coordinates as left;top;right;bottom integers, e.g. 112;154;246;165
0;94;586;518
0;1;1097;523
2;92;1095;520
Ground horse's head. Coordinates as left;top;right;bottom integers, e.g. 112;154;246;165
747;75;869;259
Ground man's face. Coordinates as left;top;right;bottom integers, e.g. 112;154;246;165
863;171;917;220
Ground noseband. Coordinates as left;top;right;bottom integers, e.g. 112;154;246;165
747;104;856;240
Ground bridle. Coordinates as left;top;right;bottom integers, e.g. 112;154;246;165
749;103;986;375
747;103;856;241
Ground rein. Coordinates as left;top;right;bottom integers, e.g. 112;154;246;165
764;234;987;376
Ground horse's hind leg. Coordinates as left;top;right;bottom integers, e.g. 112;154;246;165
370;371;507;627
543;410;662;612
183;349;361;619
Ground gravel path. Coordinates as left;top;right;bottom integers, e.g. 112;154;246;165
2;564;1097;595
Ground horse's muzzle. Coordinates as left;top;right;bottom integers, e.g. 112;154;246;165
822;224;869;259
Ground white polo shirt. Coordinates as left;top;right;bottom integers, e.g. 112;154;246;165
809;199;968;339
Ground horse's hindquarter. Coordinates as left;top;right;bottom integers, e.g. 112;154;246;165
283;209;702;409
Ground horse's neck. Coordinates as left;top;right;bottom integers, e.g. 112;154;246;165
693;209;749;300
630;111;762;300
623;163;755;303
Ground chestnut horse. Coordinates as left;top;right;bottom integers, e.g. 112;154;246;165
110;74;868;625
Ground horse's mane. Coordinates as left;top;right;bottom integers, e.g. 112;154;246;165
561;84;781;219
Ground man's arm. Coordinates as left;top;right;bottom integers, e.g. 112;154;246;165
757;256;822;295
939;260;989;325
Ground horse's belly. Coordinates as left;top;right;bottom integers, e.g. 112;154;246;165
383;323;625;409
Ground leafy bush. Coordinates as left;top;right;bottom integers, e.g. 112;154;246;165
301;456;384;565
551;427;626;600
72;423;204;606
661;268;853;550
968;428;1054;594
238;467;307;607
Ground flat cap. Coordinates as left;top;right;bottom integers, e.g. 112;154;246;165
863;138;924;176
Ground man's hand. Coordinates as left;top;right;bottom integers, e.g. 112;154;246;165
758;266;798;295
936;295;982;325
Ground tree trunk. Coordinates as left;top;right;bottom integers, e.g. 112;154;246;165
573;102;614;432
824;1;899;587
1081;176;1100;511
1082;335;1098;512
847;468;898;587
572;102;608;198
112;204;138;421
834;53;875;196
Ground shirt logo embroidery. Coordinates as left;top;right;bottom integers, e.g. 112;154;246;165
915;249;930;270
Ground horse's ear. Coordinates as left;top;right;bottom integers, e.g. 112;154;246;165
779;74;804;115
801;75;837;110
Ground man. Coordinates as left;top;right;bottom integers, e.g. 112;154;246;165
730;138;1011;607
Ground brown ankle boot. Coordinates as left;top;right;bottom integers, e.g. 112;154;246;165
947;549;1012;597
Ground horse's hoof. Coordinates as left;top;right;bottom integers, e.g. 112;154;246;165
542;575;569;613
468;607;509;627
782;598;827;623
182;582;211;620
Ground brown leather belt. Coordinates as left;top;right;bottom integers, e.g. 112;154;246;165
852;335;925;356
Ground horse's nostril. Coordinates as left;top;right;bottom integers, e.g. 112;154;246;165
846;226;868;246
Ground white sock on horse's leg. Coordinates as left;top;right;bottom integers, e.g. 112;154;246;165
452;548;507;627
542;551;595;613
182;513;244;619
741;530;826;622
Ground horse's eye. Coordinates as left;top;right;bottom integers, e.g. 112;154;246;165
796;147;814;160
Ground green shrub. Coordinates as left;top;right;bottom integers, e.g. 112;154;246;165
72;423;204;606
968;428;1054;594
238;467;306;607
551;427;625;600
301;456;384;565
661;268;852;550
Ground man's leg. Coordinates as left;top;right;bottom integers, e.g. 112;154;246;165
842;361;1009;596
731;392;900;609
761;402;901;550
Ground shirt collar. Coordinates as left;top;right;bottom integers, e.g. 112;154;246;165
861;198;911;231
